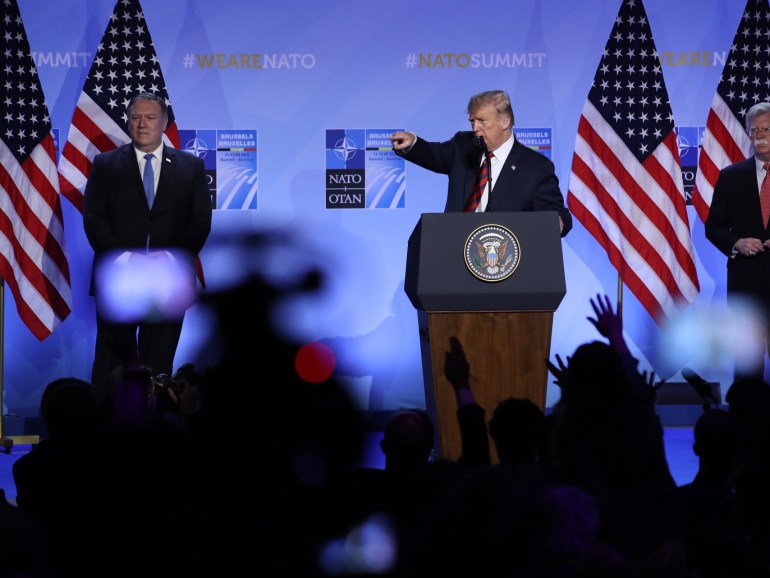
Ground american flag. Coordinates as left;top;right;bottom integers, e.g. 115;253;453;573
58;0;179;210
57;0;205;285
691;0;770;223
0;0;72;340
567;0;700;325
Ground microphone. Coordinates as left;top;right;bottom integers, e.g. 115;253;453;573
471;135;487;152
681;367;719;409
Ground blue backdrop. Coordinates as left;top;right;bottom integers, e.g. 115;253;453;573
2;0;751;421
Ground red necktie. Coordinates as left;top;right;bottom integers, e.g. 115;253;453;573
464;152;493;212
762;163;770;228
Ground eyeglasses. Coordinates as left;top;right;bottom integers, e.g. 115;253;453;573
749;126;770;137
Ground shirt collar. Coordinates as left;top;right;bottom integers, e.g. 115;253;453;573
490;133;514;160
134;143;164;163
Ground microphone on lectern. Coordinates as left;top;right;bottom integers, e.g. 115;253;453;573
682;367;719;410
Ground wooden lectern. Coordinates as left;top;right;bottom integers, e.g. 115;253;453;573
404;212;566;462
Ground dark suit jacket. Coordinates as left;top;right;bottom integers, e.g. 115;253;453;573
401;131;572;236
705;156;770;300
83;143;212;295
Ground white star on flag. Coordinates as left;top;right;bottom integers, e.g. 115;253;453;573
567;0;700;324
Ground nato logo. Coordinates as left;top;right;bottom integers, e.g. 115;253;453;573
326;129;365;209
675;126;701;204
179;129;258;210
180;129;217;170
180;129;217;208
325;128;406;209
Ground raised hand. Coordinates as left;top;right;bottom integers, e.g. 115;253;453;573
640;369;662;391
444;336;470;389
588;293;622;342
588;293;636;363
633;369;665;405
545;353;570;389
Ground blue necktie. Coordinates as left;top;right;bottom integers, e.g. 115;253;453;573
143;153;155;208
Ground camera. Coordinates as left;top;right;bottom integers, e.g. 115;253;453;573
151;373;185;396
151;363;200;414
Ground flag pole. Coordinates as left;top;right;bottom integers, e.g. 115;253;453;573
617;274;623;323
0;283;40;453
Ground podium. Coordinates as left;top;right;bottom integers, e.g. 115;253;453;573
404;212;566;462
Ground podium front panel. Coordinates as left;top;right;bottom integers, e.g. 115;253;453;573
405;211;566;312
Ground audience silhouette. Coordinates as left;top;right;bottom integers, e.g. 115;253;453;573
677;408;741;578
12;377;101;577
8;248;770;578
547;296;687;576
722;376;770;576
0;489;52;577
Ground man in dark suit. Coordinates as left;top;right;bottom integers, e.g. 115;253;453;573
389;89;572;236
705;101;770;380
84;92;212;393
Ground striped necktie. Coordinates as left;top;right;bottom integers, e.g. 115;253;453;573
464;152;493;212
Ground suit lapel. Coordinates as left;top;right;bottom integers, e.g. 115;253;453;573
120;144;145;200
743;157;765;227
744;157;759;194
464;147;481;202
156;145;175;205
740;158;759;206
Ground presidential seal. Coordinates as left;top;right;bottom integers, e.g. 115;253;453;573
464;224;521;282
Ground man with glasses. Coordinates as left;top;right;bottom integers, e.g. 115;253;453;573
705;101;770;381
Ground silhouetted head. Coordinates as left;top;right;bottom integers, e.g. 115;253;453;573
692;408;740;472
39;377;97;438
725;377;770;416
380;409;434;473
488;397;545;464
511;484;609;574
561;341;631;415
725;377;770;454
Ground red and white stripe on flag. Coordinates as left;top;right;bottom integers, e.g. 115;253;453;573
0;0;72;341
567;0;699;325
569;105;700;324
58;94;131;211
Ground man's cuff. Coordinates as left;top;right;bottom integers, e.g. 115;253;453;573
453;386;476;407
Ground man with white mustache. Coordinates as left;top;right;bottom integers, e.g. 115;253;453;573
706;101;770;382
